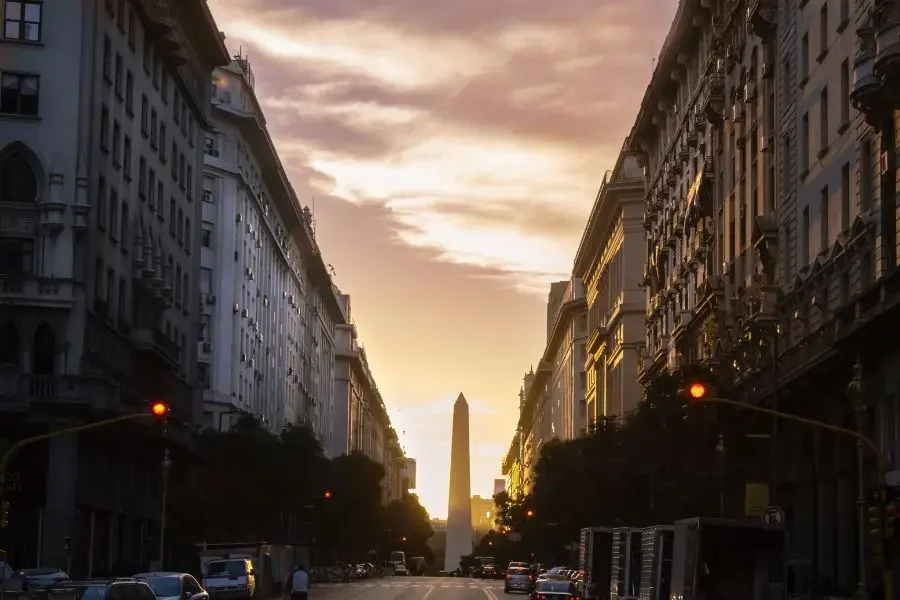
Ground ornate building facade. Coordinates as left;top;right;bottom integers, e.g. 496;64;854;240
573;150;646;423
0;0;228;574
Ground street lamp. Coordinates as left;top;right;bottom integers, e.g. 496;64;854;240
847;359;868;600
158;447;172;567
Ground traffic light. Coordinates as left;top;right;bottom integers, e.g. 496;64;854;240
687;382;708;401
526;509;534;518
402;536;407;542
0;500;9;528
323;490;332;499
151;401;170;418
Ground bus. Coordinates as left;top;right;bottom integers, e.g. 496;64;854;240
389;550;406;567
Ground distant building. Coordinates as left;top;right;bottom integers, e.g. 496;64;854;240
471;495;494;531
493;479;505;496
430;519;447;532
404;458;417;490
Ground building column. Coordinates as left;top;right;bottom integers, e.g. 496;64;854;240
40;433;78;569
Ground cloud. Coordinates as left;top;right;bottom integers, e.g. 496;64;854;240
207;0;672;293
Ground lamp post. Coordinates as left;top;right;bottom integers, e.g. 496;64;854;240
158;447;171;567
847;359;868;600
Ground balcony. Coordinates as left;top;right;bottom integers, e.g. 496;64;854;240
130;327;182;367
698;73;725;123
0;373;121;413
747;0;776;39
875;5;900;95
0;276;75;309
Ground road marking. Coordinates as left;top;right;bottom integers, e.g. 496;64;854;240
422;586;436;600
483;586;500;600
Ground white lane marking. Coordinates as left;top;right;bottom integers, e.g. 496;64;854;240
422;586;436;600
483;586;500;600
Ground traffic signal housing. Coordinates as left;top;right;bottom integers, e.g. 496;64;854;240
151;401;170;418
0;500;9;528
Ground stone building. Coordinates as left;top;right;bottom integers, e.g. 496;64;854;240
0;0;228;574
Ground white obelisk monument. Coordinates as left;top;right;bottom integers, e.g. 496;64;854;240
445;393;473;573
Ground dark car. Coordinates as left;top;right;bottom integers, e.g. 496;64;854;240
529;579;581;600
16;568;69;590
69;579;157;600
481;565;498;579
134;572;208;600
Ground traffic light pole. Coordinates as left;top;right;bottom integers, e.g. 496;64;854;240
697;395;891;600
0;411;164;521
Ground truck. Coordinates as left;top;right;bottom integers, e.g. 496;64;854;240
667;517;786;600
577;527;613;600
610;527;642;600
638;526;674;600
198;543;294;599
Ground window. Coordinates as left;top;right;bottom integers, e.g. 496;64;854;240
203;177;215;203
116;0;126;30
840;58;850;125
0;238;34;276
0;71;39;115
180;103;187;135
97;176;107;228
841;162;850;229
171;142;178;179
174;91;181;124
188;115;194;146
161;71;168;102
801;112;810;172
121;201;129;250
118;276;127;323
127;9;135;49
177;209;184;244
112;121;121;166
93;258;103;301
840;0;849;26
152;51;160;88
179;153;185;189
801;33;809;81
861;137;873;210
106;268;115;310
187;164;193;200
138;156;147;198
124;135;132;179
183;273;189;307
4;0;42;42
820;87;828;152
109;188;118;239
157;180;164;213
125;71;134;115
143;38;151;73
103;36;112;82
114;53;123;98
141;94;148;136
819;3;828;57
160;124;167;162
175;264;182;305
201;226;212;248
801;205;810;266
820;186;829;250
150;109;158;148
100;105;110;153
204;133;219;157
169;199;176;235
148;169;155;206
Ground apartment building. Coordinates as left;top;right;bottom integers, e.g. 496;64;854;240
333;294;408;503
0;0;227;574
572;150;646;423
200;56;344;441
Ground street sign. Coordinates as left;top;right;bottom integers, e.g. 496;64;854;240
762;506;785;524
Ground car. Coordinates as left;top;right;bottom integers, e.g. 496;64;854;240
504;567;534;594
394;564;408;576
134;572;208;600
15;568;69;590
529;579;581;600
68;579;156;600
481;565;498;579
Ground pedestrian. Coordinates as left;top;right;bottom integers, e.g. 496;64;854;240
285;564;310;600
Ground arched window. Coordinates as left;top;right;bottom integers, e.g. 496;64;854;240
0;153;37;203
0;321;19;366
32;323;55;375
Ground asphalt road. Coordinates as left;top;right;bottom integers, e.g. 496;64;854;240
310;577;512;600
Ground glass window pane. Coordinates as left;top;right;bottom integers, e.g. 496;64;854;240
4;21;20;39
24;2;40;22
24;22;38;41
6;2;22;21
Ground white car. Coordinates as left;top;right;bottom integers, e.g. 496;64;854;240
394;565;408;576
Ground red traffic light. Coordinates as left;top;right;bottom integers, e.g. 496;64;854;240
526;509;535;517
323;490;332;499
151;401;170;417
687;382;708;401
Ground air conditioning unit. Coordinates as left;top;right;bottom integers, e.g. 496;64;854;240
249;318;256;327
240;308;249;318
206;295;217;304
240;352;246;362
761;62;772;79
236;213;243;223
248;223;254;234
760;135;771;152
743;82;756;103
248;358;255;367
732;104;743;121
882;151;891;173
233;303;240;313
288;367;294;376
202;341;212;353
716;57;725;73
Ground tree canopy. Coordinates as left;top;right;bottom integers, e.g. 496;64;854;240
167;416;433;564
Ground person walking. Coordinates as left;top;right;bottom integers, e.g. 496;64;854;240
285;564;310;600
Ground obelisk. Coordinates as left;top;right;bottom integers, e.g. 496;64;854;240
445;393;473;573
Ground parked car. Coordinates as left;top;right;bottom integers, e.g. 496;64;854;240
529;579;580;600
134;572;208;600
16;568;69;590
68;579;156;600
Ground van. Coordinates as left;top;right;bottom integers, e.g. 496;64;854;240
202;558;256;599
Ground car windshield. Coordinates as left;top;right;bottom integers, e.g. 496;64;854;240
538;581;572;593
509;569;529;575
79;586;108;600
143;578;181;597
207;561;245;577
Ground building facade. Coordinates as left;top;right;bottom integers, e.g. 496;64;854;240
572;150;646;423
0;0;228;574
200;56;344;439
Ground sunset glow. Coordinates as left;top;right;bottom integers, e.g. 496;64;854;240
207;0;674;518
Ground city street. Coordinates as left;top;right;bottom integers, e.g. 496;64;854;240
311;578;510;600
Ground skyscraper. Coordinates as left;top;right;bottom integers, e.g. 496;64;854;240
445;393;473;572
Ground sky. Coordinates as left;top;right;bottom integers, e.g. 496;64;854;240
206;0;674;519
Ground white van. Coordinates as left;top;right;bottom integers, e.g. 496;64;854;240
202;558;256;600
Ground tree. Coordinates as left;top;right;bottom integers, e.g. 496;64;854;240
381;492;436;564
316;452;385;560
